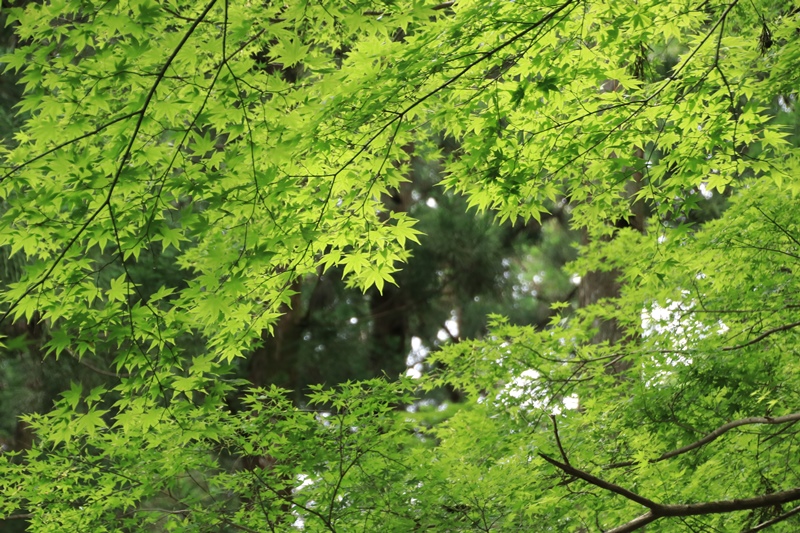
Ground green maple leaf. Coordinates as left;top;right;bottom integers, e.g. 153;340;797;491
272;38;309;68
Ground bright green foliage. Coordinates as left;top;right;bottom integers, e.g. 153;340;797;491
2;0;800;531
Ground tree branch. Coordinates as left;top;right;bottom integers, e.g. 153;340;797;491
606;412;800;469
550;415;570;465
0;111;140;183
753;206;800;250
722;320;800;351
3;513;33;520
542;452;800;532
539;453;658;509
658;487;800;517
742;503;800;532
65;348;131;378
604;512;658;533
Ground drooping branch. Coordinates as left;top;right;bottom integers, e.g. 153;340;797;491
656;412;800;459
606;412;800;469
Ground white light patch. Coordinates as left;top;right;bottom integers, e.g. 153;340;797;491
444;318;458;337
405;336;429;379
498;369;565;414
296;474;314;491
563;394;579;410
411;336;422;351
426;197;438;208
641;294;728;386
437;312;460;341
445;315;459;337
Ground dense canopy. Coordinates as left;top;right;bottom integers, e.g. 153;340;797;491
1;0;800;531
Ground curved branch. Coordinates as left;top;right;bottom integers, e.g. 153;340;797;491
542;452;800;533
722;320;800;351
743;503;800;532
605;513;657;533
608;489;800;532
607;412;800;469
539;453;658;509
656;412;800;461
